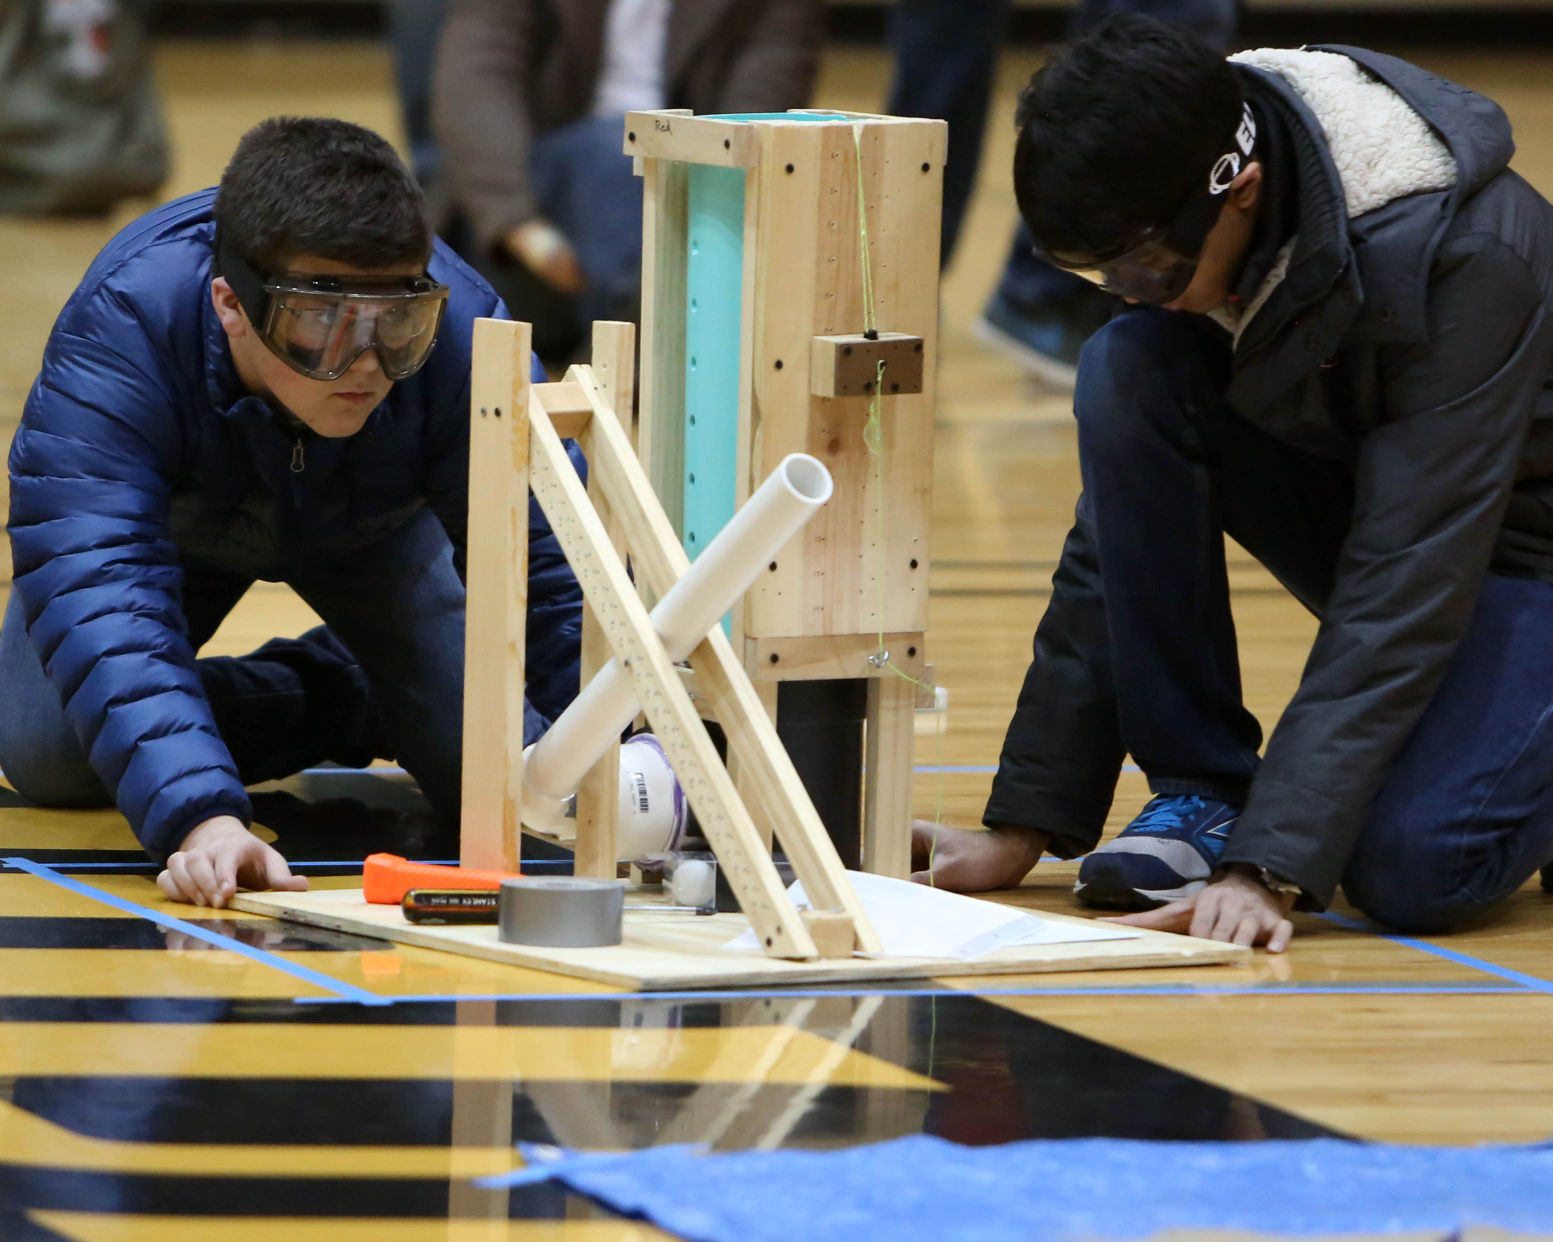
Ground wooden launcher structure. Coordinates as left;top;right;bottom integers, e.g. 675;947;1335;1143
459;109;945;961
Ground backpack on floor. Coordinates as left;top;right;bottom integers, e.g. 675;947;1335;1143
0;0;168;215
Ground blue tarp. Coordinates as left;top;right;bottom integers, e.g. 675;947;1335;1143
483;1135;1553;1240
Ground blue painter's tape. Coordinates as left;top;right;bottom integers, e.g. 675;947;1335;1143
2;856;389;1006
1318;910;1553;994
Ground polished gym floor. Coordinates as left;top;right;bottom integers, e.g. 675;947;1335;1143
2;31;1553;1241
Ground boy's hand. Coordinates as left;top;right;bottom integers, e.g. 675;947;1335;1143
1105;868;1296;952
910;821;1047;892
505;219;586;294
156;815;308;909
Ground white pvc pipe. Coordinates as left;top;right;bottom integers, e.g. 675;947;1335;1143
523;453;833;807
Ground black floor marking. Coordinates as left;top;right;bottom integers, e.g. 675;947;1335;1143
0;917;392;952
0;1164;569;1218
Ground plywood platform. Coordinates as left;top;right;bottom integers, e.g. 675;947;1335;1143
231;887;1248;990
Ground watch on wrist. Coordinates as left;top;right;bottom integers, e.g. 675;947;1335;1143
1255;867;1302;898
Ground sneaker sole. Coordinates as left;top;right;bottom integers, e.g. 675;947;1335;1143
1074;859;1208;912
973;315;1079;393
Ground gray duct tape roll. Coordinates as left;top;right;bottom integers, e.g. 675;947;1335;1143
498;876;626;947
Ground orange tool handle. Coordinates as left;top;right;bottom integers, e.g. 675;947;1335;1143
362;853;521;905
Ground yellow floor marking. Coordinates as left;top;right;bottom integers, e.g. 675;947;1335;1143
34;1214;673;1242
0;1099;515;1179
0;808;142;852
0;944;617;1000
0;949;342;999
0;875;144;919
982;990;1553;1145
0;1022;940;1088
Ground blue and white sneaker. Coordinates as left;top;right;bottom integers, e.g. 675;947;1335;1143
1074;795;1239;911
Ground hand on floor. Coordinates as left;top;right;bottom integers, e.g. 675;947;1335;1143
910;820;1046;892
156;815;308;909
1105;869;1295;952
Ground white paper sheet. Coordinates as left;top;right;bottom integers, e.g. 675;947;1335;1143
725;870;1141;960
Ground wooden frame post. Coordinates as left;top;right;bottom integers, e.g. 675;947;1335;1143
460;319;532;872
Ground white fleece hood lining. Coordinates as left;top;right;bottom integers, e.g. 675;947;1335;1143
1211;48;1458;341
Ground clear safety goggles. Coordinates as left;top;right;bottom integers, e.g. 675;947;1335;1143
1035;102;1257;305
217;235;449;381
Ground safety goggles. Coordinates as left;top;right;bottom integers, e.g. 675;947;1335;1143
1035;101;1258;304
216;234;448;381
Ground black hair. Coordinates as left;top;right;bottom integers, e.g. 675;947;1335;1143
1012;14;1243;258
214;117;431;274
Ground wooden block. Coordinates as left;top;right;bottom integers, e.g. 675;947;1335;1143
750;632;928;682
810;332;925;399
536;380;594;440
624;110;757;167
864;674;917;880
801;909;857;959
460;319;531;873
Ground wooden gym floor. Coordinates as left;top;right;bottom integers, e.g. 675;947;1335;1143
3;32;1553;1241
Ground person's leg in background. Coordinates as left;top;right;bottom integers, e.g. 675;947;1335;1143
886;0;1011;268
977;0;1240;391
528;115;647;340
385;0;448;187
290;508;479;833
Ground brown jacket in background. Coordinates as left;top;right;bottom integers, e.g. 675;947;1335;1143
432;0;824;253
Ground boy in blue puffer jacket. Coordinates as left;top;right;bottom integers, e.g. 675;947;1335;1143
1;117;584;907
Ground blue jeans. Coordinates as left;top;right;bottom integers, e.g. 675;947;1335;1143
887;0;1009;265
459;115;646;357
530;115;646;330
1073;309;1553;931
0;507;481;830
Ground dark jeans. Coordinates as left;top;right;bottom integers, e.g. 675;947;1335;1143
1069;308;1553;930
386;0;447;187
448;115;645;360
0;507;474;832
886;0;1009;265
887;0;1238;277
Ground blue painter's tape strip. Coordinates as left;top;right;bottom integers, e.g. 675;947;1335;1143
1318;910;1553;994
2;856;390;1006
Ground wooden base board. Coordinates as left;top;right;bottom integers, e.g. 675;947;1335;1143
230;888;1248;991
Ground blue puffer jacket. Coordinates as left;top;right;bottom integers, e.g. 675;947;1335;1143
9;188;583;860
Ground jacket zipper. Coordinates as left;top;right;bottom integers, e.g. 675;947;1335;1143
290;438;305;473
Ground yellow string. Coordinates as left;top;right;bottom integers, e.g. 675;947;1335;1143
852;123;947;885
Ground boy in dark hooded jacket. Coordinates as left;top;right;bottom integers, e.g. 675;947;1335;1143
916;19;1553;950
2;117;584;907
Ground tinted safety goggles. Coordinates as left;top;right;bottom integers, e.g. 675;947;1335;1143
217;234;449;381
1036;102;1258;305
